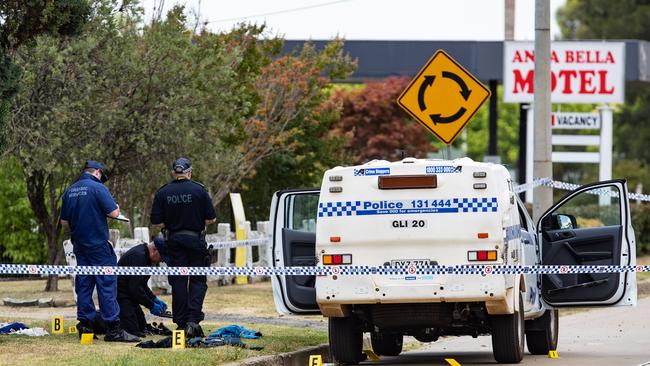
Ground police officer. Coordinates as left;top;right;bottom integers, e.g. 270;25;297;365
150;158;217;338
60;160;139;342
116;236;170;337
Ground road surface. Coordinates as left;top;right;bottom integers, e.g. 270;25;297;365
361;297;650;366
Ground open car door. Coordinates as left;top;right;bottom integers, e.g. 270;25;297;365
538;180;637;307
269;189;321;315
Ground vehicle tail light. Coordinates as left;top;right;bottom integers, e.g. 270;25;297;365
477;233;489;239
330;236;341;243
322;254;352;265
467;250;498;262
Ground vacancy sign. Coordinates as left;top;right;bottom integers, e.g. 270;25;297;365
551;112;600;129
503;42;625;103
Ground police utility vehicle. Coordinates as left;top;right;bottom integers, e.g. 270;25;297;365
270;157;637;364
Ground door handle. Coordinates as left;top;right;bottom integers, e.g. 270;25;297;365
552;231;575;241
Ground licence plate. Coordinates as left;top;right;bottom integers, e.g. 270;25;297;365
390;259;431;267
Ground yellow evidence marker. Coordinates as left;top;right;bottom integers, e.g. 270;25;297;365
69;326;77;334
308;355;323;366
172;330;186;349
51;316;64;334
548;350;559;358
80;333;94;345
445;359;462;366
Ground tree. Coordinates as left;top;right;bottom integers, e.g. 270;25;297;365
557;0;650;40
330;77;435;164
5;1;355;291
0;0;90;150
0;158;47;264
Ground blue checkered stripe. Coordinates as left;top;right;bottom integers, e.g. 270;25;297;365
455;197;498;212
1;264;648;276
318;201;361;217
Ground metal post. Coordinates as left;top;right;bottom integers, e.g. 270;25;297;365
518;103;529;198
526;105;534;203
488;80;498;157
598;105;613;205
533;0;553;222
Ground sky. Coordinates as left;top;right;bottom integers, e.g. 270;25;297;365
140;0;567;41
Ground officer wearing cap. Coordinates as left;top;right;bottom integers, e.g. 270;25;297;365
60;160;139;342
150;158;217;338
116;236;170;337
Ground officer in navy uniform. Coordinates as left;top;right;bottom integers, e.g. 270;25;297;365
116;236;170;337
60;160;139;342
150;158;217;338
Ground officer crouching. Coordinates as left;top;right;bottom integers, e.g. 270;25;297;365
150;158;217;338
117;236;170;337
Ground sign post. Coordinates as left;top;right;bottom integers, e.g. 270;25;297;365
397;50;490;145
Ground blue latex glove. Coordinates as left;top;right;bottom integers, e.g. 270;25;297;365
153;297;168;312
150;302;165;316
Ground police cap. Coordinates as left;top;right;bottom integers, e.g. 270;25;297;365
83;160;108;183
172;157;192;174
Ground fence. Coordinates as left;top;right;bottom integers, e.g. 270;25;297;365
63;221;271;300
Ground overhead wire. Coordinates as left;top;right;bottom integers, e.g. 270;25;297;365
205;0;353;23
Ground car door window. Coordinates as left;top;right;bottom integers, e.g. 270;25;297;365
288;194;319;233
542;186;621;230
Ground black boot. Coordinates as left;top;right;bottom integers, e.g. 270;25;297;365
185;322;204;339
76;320;95;340
104;320;141;342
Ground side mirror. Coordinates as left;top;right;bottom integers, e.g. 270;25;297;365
541;213;578;230
555;213;577;230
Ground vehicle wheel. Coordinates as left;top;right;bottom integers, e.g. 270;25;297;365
328;317;363;365
371;332;403;356
525;309;559;355
490;292;525;363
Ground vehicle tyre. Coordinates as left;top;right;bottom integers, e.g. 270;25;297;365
525;309;559;355
371;332;403;356
490;292;525;364
328;316;364;365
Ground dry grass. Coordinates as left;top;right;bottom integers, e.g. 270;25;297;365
0;279;279;318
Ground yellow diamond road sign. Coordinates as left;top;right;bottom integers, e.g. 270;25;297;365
397;50;491;144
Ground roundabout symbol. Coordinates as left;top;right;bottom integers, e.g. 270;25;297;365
397;49;491;144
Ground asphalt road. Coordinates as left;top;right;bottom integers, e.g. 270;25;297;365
360;297;650;366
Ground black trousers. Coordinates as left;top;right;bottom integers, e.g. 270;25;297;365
118;296;146;335
167;234;208;327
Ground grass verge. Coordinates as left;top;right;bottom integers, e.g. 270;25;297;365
0;319;326;366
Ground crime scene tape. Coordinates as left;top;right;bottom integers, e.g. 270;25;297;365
1;263;648;276
514;177;650;202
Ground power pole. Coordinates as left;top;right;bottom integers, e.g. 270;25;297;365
533;0;553;222
505;0;515;40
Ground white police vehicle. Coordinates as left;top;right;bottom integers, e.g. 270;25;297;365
270;157;637;364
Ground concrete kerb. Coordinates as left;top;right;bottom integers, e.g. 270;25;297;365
223;344;330;366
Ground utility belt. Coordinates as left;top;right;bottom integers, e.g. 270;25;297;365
164;229;206;241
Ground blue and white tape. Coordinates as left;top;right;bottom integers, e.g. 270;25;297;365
1;263;648;276
515;177;650;202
